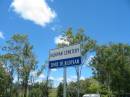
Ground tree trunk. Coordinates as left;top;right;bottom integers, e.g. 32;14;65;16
24;81;28;97
24;75;28;97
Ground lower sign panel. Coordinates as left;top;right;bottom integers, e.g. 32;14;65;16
49;57;81;69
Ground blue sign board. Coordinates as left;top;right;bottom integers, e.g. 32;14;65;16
49;56;81;68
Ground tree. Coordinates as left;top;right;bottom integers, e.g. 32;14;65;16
57;82;63;97
22;42;37;97
2;34;37;97
56;27;96;97
56;27;96;55
0;53;16;97
66;78;101;97
91;43;130;96
0;61;11;97
39;61;52;97
67;81;77;97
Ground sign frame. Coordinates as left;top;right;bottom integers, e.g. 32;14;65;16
49;44;82;69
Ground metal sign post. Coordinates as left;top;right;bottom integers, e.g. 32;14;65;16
77;65;80;97
63;66;67;97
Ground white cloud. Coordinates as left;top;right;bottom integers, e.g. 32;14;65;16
49;76;54;80
52;75;86;87
13;76;18;83
84;55;94;66
35;79;43;83
39;73;45;79
51;25;62;32
34;73;45;83
13;75;22;83
80;76;85;80
68;76;86;82
54;35;69;45
30;71;37;77
88;55;94;63
51;68;57;72
55;75;85;83
0;32;5;39
56;77;63;82
11;0;56;26
67;75;77;82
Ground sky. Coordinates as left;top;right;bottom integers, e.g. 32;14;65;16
0;0;130;87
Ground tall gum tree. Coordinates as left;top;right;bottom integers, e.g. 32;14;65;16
56;27;96;96
2;34;38;97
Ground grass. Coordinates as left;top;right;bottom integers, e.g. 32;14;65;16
49;88;57;97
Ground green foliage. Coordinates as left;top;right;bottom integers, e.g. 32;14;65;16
65;78;100;97
56;28;97;97
49;88;57;97
28;81;53;97
1;31;130;97
57;82;63;97
0;62;11;97
91;43;130;96
1;34;38;97
58;27;96;56
67;81;79;97
87;78;101;93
